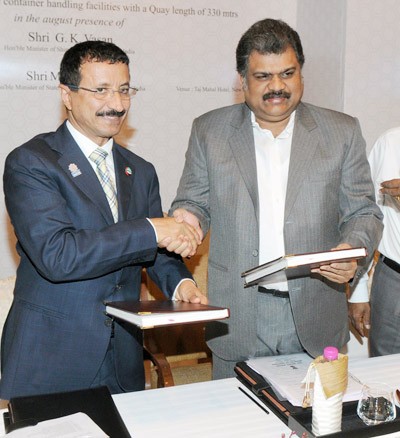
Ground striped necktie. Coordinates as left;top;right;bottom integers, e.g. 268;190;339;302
89;148;118;223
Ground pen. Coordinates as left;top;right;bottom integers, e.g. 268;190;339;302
348;372;364;386
238;386;270;414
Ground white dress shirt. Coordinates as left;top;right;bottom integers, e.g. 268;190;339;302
66;120;116;187
252;111;295;291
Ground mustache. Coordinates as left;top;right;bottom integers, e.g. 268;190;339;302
262;91;291;101
96;109;126;117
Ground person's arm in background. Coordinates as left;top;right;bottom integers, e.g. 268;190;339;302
379;178;400;200
348;268;373;337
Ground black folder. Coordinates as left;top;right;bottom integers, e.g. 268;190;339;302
234;361;298;424
235;361;400;438
3;385;131;437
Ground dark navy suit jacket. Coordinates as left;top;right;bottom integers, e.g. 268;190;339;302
0;122;191;399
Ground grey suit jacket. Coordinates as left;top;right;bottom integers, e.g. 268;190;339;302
171;102;383;361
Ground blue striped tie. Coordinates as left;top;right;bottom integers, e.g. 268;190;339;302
89;148;118;223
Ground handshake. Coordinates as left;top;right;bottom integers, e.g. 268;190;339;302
150;208;203;258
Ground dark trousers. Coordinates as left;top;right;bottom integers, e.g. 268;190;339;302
370;258;400;356
90;336;125;394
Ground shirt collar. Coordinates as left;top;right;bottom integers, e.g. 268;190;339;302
66;120;114;159
251;110;296;139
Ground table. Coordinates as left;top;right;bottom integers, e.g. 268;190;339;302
112;377;400;438
2;378;400;437
113;378;293;437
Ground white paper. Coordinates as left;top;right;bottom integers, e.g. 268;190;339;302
113;378;293;438
6;412;108;438
247;353;311;404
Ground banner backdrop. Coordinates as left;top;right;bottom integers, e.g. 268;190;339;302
0;0;297;276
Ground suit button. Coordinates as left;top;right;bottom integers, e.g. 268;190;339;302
104;318;113;327
252;250;258;257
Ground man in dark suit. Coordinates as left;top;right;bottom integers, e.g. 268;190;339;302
0;40;206;399
171;18;383;378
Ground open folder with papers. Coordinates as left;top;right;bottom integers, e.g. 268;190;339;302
244;352;400;407
4;385;130;437
235;353;400;438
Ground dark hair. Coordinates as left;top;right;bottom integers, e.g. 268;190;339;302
236;18;305;77
59;40;130;86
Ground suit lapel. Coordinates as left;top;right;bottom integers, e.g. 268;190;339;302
285;103;319;220
55;123;115;224
113;145;135;221
228;104;259;224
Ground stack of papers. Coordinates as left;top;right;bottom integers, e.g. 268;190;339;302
246;352;400;407
7;413;108;437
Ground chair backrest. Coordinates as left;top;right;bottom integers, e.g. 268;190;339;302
0;276;15;372
183;233;209;296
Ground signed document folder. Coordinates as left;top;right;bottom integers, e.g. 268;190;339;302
4;385;130;437
106;300;230;329
241;247;367;287
235;354;400;438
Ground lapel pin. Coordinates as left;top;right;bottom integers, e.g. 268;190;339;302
68;163;82;177
125;167;133;176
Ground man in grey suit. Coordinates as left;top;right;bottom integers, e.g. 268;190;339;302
1;41;206;399
171;18;383;378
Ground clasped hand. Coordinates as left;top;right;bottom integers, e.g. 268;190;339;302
151;216;202;258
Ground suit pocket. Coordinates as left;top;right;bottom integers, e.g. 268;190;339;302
15;298;68;320
208;258;228;272
308;168;341;183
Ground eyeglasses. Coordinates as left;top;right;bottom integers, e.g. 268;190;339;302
67;84;138;100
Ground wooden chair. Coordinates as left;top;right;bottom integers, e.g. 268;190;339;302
143;345;174;389
143;234;212;387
